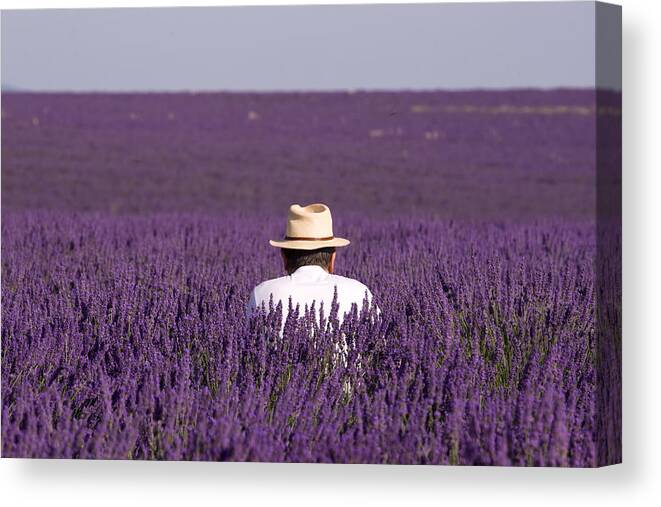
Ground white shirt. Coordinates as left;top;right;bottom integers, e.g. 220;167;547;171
247;265;375;325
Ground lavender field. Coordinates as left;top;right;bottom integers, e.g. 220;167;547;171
1;90;621;465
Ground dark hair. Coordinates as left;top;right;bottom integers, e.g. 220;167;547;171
281;247;336;275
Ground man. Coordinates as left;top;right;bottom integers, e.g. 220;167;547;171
247;203;376;327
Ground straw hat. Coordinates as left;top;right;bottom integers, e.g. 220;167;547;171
269;203;350;250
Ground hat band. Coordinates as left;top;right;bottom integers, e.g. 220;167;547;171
284;235;334;241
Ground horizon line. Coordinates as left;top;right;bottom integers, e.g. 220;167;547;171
0;86;620;94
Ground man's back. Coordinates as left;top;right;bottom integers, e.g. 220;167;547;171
248;202;376;327
248;265;374;323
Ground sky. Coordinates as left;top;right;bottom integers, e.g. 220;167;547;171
0;2;620;92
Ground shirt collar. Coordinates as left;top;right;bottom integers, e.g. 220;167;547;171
291;265;330;279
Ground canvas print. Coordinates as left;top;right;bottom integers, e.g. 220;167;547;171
1;2;621;466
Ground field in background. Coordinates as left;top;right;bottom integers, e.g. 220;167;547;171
1;90;610;219
1;91;621;465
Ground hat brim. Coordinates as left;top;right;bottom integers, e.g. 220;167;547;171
269;237;350;250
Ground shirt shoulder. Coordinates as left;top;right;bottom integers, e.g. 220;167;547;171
252;275;292;298
327;274;373;297
247;276;289;315
329;275;379;315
